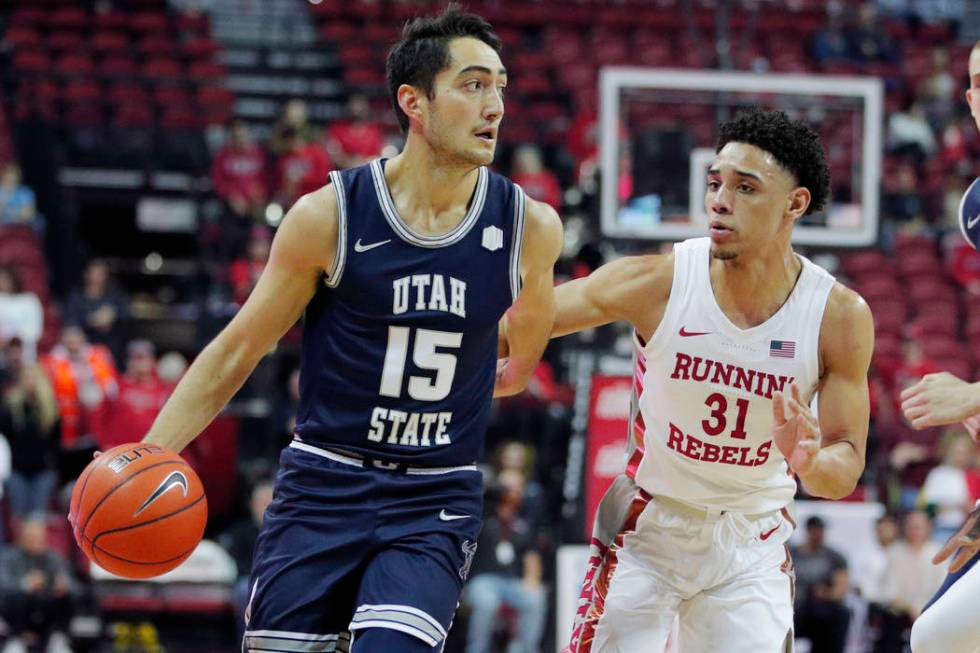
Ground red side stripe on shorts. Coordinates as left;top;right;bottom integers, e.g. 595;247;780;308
563;490;651;653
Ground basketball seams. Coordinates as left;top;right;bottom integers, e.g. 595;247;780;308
90;494;206;566
78;460;196;540
88;492;206;547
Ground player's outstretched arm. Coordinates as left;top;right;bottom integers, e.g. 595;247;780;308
142;186;338;452
494;198;563;397
550;253;673;339
772;284;874;499
901;372;980;430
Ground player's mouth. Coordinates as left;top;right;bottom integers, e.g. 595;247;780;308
474;127;496;143
709;220;735;241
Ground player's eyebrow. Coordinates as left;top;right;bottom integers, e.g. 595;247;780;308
707;167;763;182
457;65;508;78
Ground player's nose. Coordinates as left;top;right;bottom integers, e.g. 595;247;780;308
709;187;733;214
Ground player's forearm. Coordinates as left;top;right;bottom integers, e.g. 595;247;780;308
502;298;554;388
142;334;257;453
797;439;865;500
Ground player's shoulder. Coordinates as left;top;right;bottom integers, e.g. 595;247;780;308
593;252;674;304
820;281;874;361
824;281;873;327
521;195;563;242
272;182;339;272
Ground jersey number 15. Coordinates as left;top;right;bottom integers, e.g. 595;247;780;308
379;326;462;401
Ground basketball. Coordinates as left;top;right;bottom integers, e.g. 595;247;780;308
68;443;207;579
958;176;980;250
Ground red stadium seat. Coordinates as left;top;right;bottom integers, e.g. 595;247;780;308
4;25;41;49
91;30;131;55
48;30;86;52
49;6;88;30
99;56;139;79
62;79;102;104
187;60;226;81
107;82;150;105
181;36;219;61
54;53;95;77
138;34;177;58
131;11;170;34
143;57;183;79
12;51;51;74
112;103;155;128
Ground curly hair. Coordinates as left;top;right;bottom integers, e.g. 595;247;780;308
716;109;830;215
386;3;501;133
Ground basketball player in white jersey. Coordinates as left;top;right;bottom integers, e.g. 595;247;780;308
898;41;980;653
549;109;875;652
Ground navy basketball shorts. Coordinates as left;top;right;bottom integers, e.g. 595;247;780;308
242;441;484;653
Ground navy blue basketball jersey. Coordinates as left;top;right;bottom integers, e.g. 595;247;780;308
294;158;525;467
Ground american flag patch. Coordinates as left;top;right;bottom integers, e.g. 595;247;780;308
770;340;796;358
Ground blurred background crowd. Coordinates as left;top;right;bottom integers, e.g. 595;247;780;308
1;0;979;651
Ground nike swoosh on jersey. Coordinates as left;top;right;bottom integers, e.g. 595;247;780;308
969;214;980;230
759;525;780;541
679;326;712;337
439;510;471;521
133;471;189;517
354;238;391;253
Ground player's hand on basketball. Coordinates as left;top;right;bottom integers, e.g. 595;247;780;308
933;503;980;573
772;383;821;475
901;372;980;429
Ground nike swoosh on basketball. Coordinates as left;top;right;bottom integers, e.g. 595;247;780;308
133;471;189;517
439;510;471;521
679;326;712;337
354;238;391;253
969;214;980;229
759;525;780;541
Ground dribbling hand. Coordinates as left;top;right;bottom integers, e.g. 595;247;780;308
933;503;980;573
772;383;821;475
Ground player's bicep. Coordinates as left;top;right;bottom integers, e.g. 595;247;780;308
816;287;875;452
222;190;336;360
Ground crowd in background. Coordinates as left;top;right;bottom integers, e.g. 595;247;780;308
0;0;979;651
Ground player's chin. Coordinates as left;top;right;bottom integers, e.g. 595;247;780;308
709;243;738;261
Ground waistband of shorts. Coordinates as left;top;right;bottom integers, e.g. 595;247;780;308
290;437;479;475
651;494;778;521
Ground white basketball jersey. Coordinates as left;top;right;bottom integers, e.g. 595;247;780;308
627;237;836;513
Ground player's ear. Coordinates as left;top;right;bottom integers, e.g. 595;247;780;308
397;84;426;129
787;187;811;221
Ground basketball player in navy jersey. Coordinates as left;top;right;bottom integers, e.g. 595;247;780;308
899;40;980;653
139;6;563;652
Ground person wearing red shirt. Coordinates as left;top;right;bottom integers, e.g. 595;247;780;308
93;339;172;451
211;121;268;218
274;128;332;209
326;95;386;169
228;225;271;306
511;145;561;210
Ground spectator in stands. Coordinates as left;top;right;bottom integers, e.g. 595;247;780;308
464;468;545;653
218;478;274;645
326;94;386;169
92;340;170;452
64;259;128;361
846;3;895;64
228;225;271;306
810;6;852;65
792;516;851;651
41;325;118;454
923;47;956;127
211;120;268;222
511;145;561;211
854;514;899;603
0;360;59;522
0;267;43;362
888;98;937;162
878;511;945;621
921;432;977;542
0;518;77;653
269;98;318;155
881;163;924;222
0;163;38;231
273;128;332;210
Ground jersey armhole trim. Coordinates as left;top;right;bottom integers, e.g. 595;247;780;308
509;184;527;302
324;170;347;288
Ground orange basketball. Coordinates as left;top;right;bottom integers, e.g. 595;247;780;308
68;443;207;579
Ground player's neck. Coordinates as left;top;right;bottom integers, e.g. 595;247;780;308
709;245;802;329
383;140;482;231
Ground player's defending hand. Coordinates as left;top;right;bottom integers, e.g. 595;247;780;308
772;383;821;475
901;372;980;429
933;503;980;572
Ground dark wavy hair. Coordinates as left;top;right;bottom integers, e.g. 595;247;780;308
386;3;502;133
716;109;831;215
